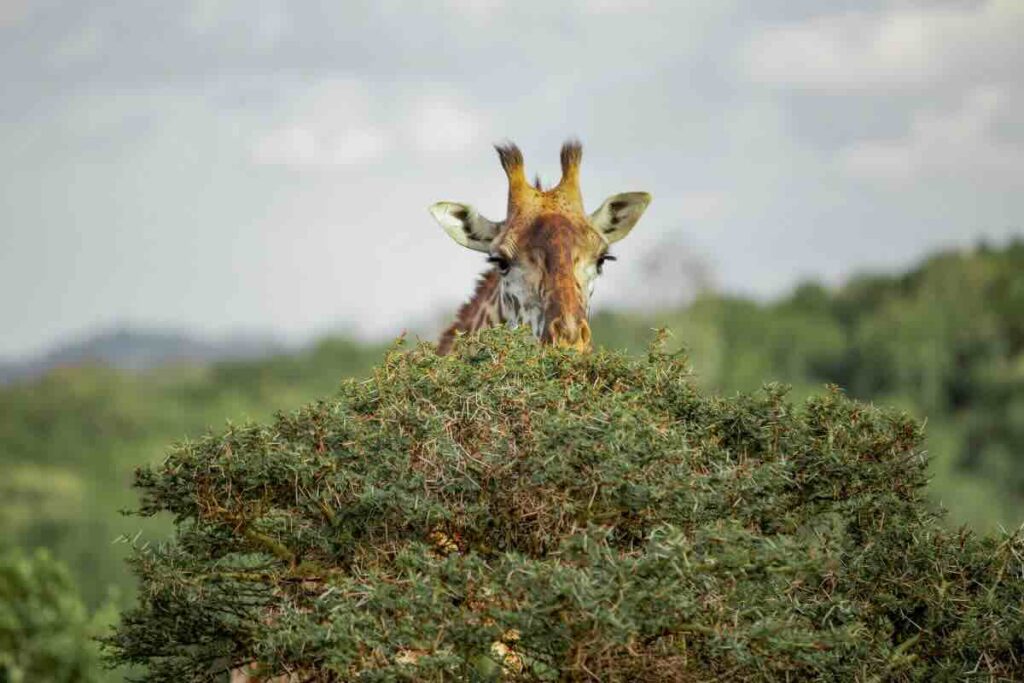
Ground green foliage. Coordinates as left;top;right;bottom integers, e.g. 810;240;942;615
594;240;1024;530
0;546;113;683
0;341;384;611
3;242;1022;677
107;328;1024;681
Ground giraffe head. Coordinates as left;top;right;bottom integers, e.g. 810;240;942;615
429;140;651;351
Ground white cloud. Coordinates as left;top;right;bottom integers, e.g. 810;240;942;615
253;126;316;165
743;1;1024;92
249;82;488;167
443;0;506;18
838;85;1024;184
252;124;390;167
0;0;31;28
406;98;484;155
577;0;656;15
333;127;390;165
49;24;105;68
249;80;393;167
249;81;490;167
252;0;290;47
187;0;289;49
187;0;231;34
676;191;729;222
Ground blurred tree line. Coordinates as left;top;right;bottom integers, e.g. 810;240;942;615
0;241;1021;679
0;340;383;680
0;546;114;682
596;239;1024;530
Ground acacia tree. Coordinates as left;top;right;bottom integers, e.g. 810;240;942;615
106;329;1024;681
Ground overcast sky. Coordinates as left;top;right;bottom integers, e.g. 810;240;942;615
1;0;1022;358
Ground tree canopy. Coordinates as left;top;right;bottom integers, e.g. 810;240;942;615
106;328;1024;680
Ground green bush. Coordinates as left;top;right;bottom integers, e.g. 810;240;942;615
106;328;1024;680
0;546;111;682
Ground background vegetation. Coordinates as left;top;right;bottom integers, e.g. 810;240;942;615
1;242;1022;679
597;241;1024;531
0;546;114;682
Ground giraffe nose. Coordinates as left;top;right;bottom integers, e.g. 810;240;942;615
547;317;592;351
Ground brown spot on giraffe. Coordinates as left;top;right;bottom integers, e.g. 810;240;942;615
430;140;651;353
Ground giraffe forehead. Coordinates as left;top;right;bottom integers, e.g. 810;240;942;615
502;213;604;262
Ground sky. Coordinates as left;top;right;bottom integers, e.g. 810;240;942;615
1;0;1022;358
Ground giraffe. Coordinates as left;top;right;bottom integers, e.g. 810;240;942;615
230;141;647;682
430;140;651;354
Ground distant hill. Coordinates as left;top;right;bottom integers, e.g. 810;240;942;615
0;327;284;385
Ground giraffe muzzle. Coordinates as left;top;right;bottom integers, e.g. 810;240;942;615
545;316;592;352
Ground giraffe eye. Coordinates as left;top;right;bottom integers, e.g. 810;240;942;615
597;254;616;274
487;255;511;274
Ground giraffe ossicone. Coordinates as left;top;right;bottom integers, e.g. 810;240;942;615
430;140;651;354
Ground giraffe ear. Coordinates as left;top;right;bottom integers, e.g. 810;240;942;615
590;192;652;243
429;202;502;252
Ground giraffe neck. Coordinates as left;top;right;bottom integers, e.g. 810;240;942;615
438;268;511;355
